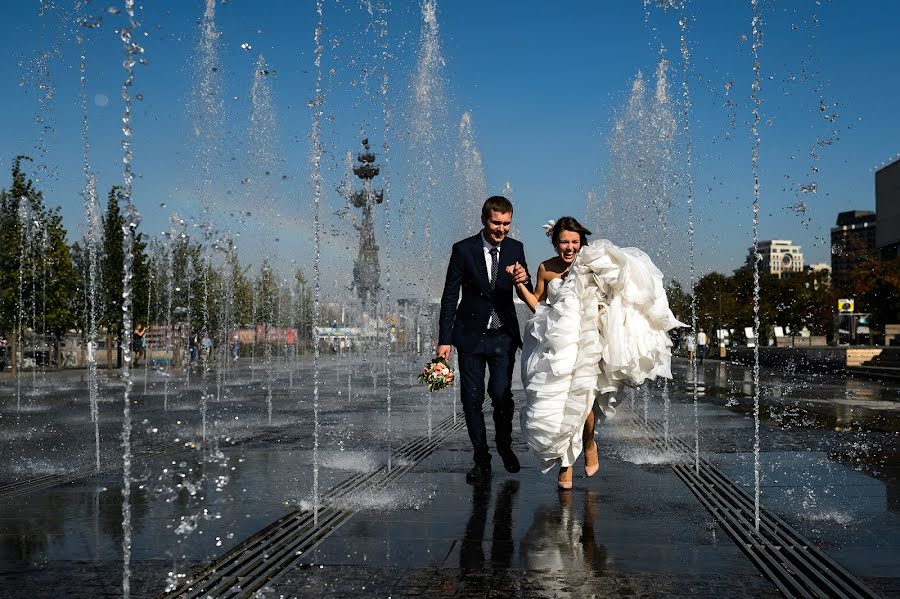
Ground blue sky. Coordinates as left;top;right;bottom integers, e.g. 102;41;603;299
1;1;898;294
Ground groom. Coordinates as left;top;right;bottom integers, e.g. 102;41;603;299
437;196;532;484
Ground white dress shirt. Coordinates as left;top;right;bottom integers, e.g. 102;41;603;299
481;233;501;329
481;234;500;283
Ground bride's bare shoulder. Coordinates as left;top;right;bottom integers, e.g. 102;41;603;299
540;257;564;276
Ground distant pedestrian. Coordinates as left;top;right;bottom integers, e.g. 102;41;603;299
189;331;199;365
697;328;708;363
133;323;146;366
285;329;296;359
231;335;240;361
685;333;696;362
201;331;212;367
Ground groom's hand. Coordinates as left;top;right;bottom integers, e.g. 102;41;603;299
436;344;452;361
511;262;528;284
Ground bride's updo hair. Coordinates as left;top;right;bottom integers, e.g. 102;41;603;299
551;216;592;247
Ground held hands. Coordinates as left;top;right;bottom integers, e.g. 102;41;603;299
506;262;528;285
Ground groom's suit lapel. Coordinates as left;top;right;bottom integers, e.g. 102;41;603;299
497;244;515;284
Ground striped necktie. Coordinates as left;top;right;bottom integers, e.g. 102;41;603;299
488;247;502;329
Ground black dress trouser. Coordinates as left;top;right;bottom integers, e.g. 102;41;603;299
457;330;517;465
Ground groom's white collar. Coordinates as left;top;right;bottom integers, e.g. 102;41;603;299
480;230;501;250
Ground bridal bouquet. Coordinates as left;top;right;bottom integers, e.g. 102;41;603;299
418;357;455;392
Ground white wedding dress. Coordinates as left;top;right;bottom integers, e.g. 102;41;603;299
520;239;686;472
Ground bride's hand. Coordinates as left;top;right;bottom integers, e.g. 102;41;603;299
508;262;528;284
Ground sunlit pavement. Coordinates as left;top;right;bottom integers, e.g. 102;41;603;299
0;355;898;597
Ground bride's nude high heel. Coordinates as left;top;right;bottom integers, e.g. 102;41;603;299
584;440;599;477
557;465;573;490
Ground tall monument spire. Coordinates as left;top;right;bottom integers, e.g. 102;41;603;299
349;139;384;307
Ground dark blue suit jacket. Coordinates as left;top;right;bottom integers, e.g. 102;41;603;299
438;233;532;354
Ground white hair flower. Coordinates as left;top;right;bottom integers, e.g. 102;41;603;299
542;219;556;238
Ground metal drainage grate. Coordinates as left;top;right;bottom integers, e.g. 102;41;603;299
158;413;466;599
625;406;880;599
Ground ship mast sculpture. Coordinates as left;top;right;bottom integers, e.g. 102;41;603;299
349;139;384;309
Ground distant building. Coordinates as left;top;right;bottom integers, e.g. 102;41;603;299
803;263;832;290
831;210;877;291
745;240;804;279
876;158;900;260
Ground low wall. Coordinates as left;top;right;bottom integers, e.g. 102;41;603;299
775;336;828;347
886;324;900;346
846;348;883;367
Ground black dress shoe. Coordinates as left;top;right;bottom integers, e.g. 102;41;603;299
465;462;492;484
497;448;520;473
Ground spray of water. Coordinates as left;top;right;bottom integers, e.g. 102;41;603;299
652;58;677;448
163;217;179;411
143;273;152;393
750;0;764;533
583;188;600;234
310;0;325;526
405;0;447;297
377;1;395;472
455;111;487;239
117;3;142;595
185;251;194;389
16;199;33;410
85;174;101;467
193;0;222;444
30;213;38;393
677;9;700;476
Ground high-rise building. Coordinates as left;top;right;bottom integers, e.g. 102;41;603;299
876;158;900;260
831;210;877;291
745;240;804;279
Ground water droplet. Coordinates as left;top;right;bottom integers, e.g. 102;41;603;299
106;6;120;15
789;201;808;214
240;42;252;51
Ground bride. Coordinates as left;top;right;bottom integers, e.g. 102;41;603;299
509;217;685;489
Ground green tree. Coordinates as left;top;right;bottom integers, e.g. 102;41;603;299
228;251;252;326
665;279;692;326
254;259;278;325
100;184;150;352
0;156;77;342
850;257;900;329
100;185;125;336
40;207;78;337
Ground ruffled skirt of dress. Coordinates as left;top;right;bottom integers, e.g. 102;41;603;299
520;239;686;472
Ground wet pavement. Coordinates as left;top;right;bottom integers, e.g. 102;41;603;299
0;355;897;597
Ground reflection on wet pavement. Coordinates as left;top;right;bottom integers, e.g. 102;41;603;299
520;488;606;575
